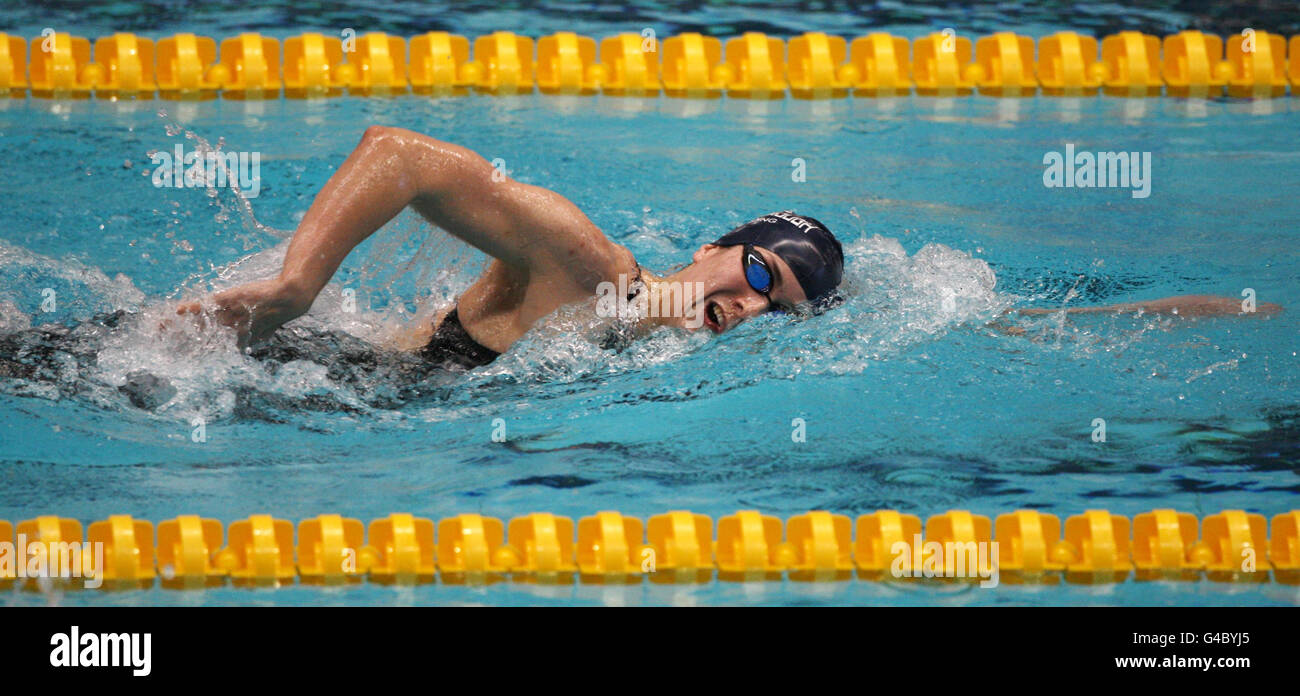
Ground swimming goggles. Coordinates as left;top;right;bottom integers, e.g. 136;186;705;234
742;243;777;310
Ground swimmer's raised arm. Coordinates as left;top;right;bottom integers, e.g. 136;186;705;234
279;126;623;298
180;126;630;345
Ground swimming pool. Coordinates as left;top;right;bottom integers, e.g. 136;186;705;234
1;2;1298;606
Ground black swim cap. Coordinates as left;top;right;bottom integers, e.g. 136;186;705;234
713;211;844;305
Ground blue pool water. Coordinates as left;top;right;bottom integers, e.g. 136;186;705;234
2;2;1299;606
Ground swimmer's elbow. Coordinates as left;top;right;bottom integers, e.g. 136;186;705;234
359;124;392;144
360;124;446;150
356;126;504;211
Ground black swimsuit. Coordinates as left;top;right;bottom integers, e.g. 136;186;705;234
423;264;644;369
419;307;501;370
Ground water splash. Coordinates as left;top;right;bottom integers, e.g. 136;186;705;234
155;108;285;253
0;239;147;319
1;220;1029;420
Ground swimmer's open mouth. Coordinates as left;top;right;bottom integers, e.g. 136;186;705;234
704;302;723;333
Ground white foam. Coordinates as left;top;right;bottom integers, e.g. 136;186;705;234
0;238;147;314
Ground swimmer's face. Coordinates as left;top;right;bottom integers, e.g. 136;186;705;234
678;244;809;334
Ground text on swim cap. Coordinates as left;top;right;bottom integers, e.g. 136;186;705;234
769;210;818;232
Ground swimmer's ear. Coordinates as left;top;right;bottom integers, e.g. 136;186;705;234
692;243;722;264
795;291;845;318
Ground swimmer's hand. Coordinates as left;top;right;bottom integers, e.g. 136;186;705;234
175;278;311;349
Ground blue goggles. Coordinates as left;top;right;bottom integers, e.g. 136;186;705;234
742;243;776;308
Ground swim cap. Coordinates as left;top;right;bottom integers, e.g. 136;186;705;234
713;211;844;306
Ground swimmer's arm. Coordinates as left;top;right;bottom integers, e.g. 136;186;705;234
986;295;1280;338
1011;294;1281;318
180;126;627;344
278;126;626;302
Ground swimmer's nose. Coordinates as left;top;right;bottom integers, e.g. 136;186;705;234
714;294;769;331
733;294;766;318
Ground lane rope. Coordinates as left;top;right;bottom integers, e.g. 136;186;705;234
1;30;1295;99
2;509;1297;588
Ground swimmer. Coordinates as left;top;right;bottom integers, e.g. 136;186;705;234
176;126;842;370
175;126;1280;368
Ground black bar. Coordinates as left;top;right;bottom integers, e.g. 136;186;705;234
0;606;1288;684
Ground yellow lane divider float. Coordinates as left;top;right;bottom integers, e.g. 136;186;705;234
1;509;1299;589
0;29;1296;99
155;34;220;98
